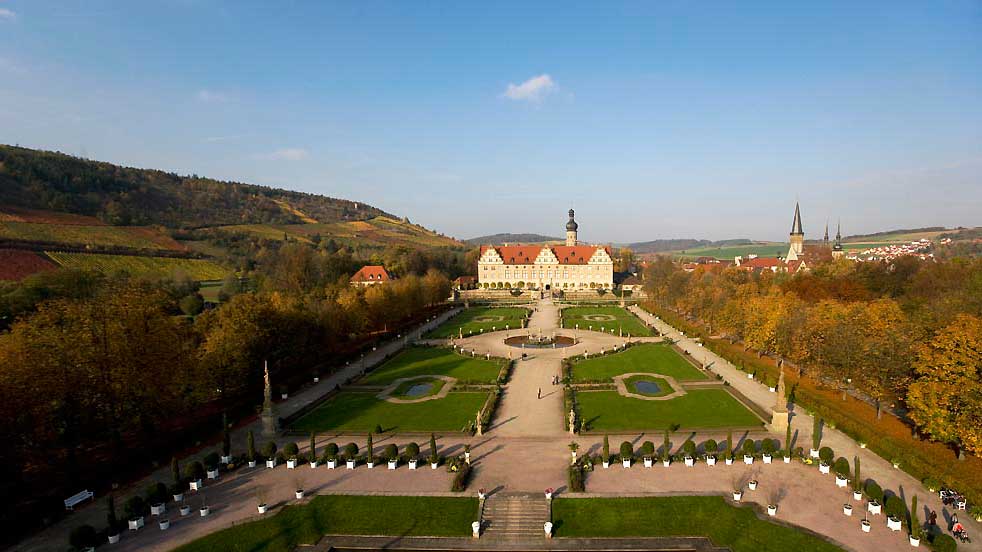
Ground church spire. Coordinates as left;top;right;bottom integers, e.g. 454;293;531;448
823;220;829;243
790;202;804;235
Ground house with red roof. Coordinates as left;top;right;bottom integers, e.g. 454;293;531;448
350;265;394;286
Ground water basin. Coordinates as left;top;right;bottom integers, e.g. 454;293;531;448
634;380;663;395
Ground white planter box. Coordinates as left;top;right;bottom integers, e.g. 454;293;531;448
180;505;191;516
430;462;438;470
266;459;276;469
257;504;268;514
887;517;902;531
622;459;631;468
189;479;203;491
602;461;609;469
287;459;297;469
868;502;881;515
107;534;120;544
207;469;219;479
327;460;336;469
844;504;853;516
199;506;210;517
159;519;170;530
862;521;871;532
684;456;694;467
662;459;670;468
367;462;374;469
725;457;733;465
350;460;358;470
836;475;848;487
409;460;418;470
309;461;318;469
707;456;716;466
281;393;288;400
172;493;183;502
747;373;753;379
128;517;144;530
769;387;776;393
783;456;791;464
733;491;742;501
763;454;772;464
744;455;754;465
767;505;777;516
748;480;758;491
248;460;257;468
910;536;921;547
388;460;397;470
150;503;165;515
819;463;831;474
295;490;304;500
853;491;863;501
810;448;820;458
220;455;231;464
643;458;653;468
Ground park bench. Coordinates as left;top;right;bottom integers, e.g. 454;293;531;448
64;490;94;511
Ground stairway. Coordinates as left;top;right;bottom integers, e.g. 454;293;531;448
481;493;550;540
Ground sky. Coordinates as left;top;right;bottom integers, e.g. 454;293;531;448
1;1;980;243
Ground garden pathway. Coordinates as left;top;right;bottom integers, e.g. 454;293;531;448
628;304;980;550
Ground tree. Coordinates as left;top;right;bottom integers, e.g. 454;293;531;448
907;314;982;456
179;293;205;316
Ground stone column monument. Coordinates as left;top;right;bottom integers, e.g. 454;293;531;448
261;360;280;437
770;365;789;431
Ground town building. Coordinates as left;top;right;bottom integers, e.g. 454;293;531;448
350;265;394;286
477;209;614;290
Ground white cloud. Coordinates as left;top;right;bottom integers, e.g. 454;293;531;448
502;74;558;102
196;89;228;103
0;8;16;20
263;148;309;161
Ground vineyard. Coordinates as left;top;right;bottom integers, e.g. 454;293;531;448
0;249;57;280
215;216;462;250
45;252;228;280
0;222;183;250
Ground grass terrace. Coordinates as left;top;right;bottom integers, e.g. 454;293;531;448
425;306;529;338
552;497;842;551
571;343;707;382
577;389;762;431
174;495;477;552
358;346;504;385
291;390;489;433
561;306;653;336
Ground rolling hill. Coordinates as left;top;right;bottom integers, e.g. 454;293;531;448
465;233;561;245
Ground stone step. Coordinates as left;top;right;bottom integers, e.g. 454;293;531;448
481;494;550;539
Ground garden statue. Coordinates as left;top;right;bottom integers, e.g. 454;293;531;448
568;409;576;434
476;411;483;436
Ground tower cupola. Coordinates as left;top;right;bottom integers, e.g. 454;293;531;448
565;209;578;246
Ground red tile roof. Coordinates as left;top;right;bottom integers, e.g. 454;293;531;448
350;265;393;282
740;257;783;268
481;244;610;265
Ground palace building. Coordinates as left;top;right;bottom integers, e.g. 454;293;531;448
477;209;614;290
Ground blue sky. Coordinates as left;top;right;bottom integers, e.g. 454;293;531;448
1;1;980;242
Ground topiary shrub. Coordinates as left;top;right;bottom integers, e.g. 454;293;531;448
819;446;834;465
323;443;339;461
283;442;299;459
405;442;420;460
928;533;957;552
921;477;941;492
262;441;277;460
451;463;472;492
683;439;696;457
568;464;585;492
742;439;756;457
620;441;633;461
761;438;776;455
124;496;147;520
865;480;883;503
640;441;655;458
184;461;205;482
344;442;359;460
203;452;220;470
833;457;850;477
145;481;167;505
383;444;398;461
69;525;98;549
705;439;718;455
885;494;907;521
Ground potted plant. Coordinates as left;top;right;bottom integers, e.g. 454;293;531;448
308;433;318;468
284;442;300;469
810;417;822;458
733;489;743;501
247;430;257;468
464;444;471;464
742;439;756;465
428;434;439;469
885;495;905;531
818;446;833;474
69;524;99;550
725;430;734;465
862;515;871;532
345;442;360;469
478;487;487;499
294;475;306;500
170;457;184;502
406;442;420;469
124;496;147;530
204;452;220;479
843;503;853;516
641;441;655;468
705;439;718;466
853;456;863;500
683;439;696;467
620;441;633;468
761;439;775;464
159;517;170;531
147;482;167;515
366;433;375;468
185;461;205;491
568;441;579;464
220;412;232;464
909;495;921;547
385;444;399;469
199;497;210;517
767;504;778;516
544;488;553;500
662;430;672;467
323;443;339;469
602;434;610;468
106;495;122;544
280;384;288;400
256;486;269;514
263;442;278;469
784;424;793;463
748;479;758;491
833;457;850;487
866;481;883;515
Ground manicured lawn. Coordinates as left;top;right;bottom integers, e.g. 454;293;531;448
576;389;762;431
552;497;842;551
359;346;503;385
561;306;653;336
623;375;673;397
425;307;529;338
291;391;489;432
174;495;477;552
572;343;707;382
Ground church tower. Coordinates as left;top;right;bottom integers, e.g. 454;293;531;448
832;220;845;259
823;220;830;248
786;202;805;261
566;209;578;246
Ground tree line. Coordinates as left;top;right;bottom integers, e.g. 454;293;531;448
642;255;982;457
